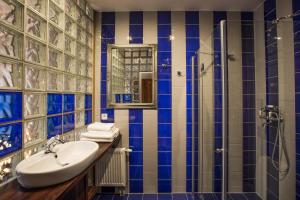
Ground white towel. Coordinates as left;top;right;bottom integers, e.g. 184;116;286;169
81;128;119;139
87;122;115;131
80;130;119;142
80;137;115;142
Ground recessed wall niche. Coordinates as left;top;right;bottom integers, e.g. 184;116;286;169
0;0;94;185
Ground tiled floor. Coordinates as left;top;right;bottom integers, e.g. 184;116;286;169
93;193;262;200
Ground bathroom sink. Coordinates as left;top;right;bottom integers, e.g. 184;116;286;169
16;141;99;188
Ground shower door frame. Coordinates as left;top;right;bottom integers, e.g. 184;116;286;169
220;20;228;200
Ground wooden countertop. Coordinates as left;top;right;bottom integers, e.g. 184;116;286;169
0;135;121;200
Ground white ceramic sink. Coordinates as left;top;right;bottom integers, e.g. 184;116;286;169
16;141;99;188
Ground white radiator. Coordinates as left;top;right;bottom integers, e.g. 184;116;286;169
95;148;130;187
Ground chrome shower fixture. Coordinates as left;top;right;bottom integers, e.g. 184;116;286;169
259;105;290;176
259;105;283;126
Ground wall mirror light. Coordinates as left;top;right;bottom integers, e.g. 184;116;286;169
107;44;157;109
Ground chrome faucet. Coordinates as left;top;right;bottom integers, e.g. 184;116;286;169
45;135;65;154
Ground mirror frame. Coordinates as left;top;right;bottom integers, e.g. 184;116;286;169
106;44;157;109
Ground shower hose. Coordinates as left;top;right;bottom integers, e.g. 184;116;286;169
271;112;290;177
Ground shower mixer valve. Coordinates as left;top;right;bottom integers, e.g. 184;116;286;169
259;105;283;126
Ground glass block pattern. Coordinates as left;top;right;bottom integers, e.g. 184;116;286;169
0;0;94;186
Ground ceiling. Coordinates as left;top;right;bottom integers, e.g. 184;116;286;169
87;0;264;12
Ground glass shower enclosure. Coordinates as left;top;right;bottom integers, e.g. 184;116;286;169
193;18;295;200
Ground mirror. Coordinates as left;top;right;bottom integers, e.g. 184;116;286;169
107;44;157;108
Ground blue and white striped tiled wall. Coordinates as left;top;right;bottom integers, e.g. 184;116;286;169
213;11;226;193
99;11;258;193
157;11;172;193
264;0;280;199
101;12;116;123
241;12;256;192
185;11;200;193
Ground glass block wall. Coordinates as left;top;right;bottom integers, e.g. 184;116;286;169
0;0;94;185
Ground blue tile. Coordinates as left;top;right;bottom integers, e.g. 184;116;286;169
130;25;143;38
243;81;255;94
129;166;143;179
158;109;171;123
242;67;255;80
158;194;172;200
241;12;254;21
63;113;74;133
157;52;171;67
158;12;171;25
214;179;222;192
0;92;22;123
158;166;171;179
215;123;222;138
264;0;276;16
200;193;216;200
158;151;172;165
186;38;200;52
158;180;171;193
213;11;227;24
186;109;192;123
186;123;192;137
129;137;143;151
185;11;199;24
131;37;143;44
101;95;107;108
129;109;143;123
186;165;192;179
129;124;143;137
242;53;255;66
129;180;143;193
113;195;129;200
101;25;115;39
296;114;300;133
158;137;172;151
85;94;92;109
229;194;247;200
85;110;92;125
296;73;300;93
101;39;114;54
158;95;171;108
186;95;192;109
102;12;115;24
242;25;254;38
186;25;199;38
97;194;114;200
127;194;143;200
186;138;192;151
129;151;143;165
130;11;143;24
158;25;172;38
0;122;22;157
158;123;172;137
63;94;75;113
173;194;187;200
243;95;255;108
47;93;62;115
158;80;171;95
158;38;172;52
47;115;62;138
143;194;157;200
